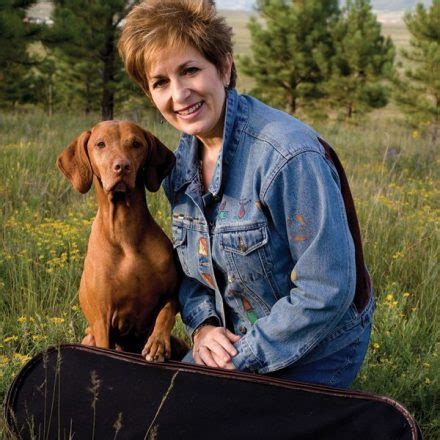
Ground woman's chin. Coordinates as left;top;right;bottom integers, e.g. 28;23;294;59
182;123;211;138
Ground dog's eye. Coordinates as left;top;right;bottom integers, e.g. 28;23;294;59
132;140;142;149
96;141;106;149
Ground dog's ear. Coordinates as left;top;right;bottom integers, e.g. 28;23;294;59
142;130;176;192
57;131;93;194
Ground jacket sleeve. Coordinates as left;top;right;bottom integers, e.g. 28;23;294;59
178;276;220;338
162;175;220;339
231;150;357;374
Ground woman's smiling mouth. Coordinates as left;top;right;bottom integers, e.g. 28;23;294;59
175;101;204;118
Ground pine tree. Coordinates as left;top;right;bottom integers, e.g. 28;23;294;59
326;0;395;118
46;0;135;120
239;0;339;115
0;0;40;106
395;0;440;141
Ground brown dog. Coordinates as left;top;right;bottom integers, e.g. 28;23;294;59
57;120;186;362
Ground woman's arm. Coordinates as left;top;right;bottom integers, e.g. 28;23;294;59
178;275;221;338
231;150;357;374
163;175;221;338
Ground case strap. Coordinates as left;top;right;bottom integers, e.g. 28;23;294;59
318;138;371;311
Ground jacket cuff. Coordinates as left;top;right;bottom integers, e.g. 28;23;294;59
231;335;264;373
184;303;220;339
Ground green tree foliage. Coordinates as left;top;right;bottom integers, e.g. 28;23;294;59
46;0;135;120
326;0;395;118
239;0;339;115
395;0;440;141
0;0;40;106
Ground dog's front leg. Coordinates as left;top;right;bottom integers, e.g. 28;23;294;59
142;298;178;362
81;326;96;346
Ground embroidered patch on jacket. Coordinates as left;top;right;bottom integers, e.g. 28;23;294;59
242;297;258;324
287;213;310;242
238;198;251;219
290;269;297;283
198;237;209;257
217;200;230;221
201;272;215;288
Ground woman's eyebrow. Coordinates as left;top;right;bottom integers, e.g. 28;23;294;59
150;60;198;79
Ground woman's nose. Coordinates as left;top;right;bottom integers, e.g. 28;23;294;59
171;79;191;104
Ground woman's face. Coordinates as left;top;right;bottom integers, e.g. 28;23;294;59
147;44;232;145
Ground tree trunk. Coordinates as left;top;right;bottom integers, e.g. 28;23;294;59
101;17;115;121
288;94;296;114
84;79;91;115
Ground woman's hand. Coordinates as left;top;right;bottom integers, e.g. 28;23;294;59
193;325;241;370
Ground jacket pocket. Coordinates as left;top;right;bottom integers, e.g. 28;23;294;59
220;223;268;282
219;223;281;302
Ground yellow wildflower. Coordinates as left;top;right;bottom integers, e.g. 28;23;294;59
12;353;31;365
425;378;431;385
0;355;9;365
50;317;65;324
412;130;419;139
423;363;431;369
386;294;393;301
392;251;404;260
17;316;27;324
373;343;380;350
403;292;411;298
4;336;18;343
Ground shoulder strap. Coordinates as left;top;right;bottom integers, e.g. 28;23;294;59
318;138;372;311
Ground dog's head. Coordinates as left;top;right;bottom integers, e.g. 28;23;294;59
57;120;175;196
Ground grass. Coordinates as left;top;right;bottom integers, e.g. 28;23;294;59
0;107;438;438
1;7;439;439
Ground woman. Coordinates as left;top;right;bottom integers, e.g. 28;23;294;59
118;0;374;388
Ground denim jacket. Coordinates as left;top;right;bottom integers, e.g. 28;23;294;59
163;89;374;374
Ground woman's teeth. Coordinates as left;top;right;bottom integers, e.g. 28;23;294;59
177;101;203;116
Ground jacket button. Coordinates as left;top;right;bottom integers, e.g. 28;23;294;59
238;237;247;252
239;325;247;335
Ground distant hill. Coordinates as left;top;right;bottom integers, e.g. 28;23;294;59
216;0;432;11
28;0;433;22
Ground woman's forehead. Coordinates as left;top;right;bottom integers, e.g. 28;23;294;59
146;44;207;77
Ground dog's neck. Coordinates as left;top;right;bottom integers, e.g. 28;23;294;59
93;176;153;246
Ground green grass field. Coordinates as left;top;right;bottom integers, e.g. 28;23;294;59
1;108;438;438
1;7;439;440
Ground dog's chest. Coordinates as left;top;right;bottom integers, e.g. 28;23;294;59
86;249;164;299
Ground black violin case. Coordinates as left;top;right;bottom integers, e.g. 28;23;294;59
4;344;421;439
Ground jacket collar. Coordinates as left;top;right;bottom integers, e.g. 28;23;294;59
172;88;243;195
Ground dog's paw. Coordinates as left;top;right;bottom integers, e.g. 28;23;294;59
81;333;96;346
142;333;171;362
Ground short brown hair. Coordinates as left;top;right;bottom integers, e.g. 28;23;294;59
118;0;237;96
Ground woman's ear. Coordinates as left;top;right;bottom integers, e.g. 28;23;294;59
223;53;233;87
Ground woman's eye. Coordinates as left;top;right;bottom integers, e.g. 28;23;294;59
185;67;199;75
152;79;167;89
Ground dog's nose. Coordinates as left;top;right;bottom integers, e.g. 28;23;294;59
112;159;131;175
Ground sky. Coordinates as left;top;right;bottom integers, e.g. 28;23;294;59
215;0;432;11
